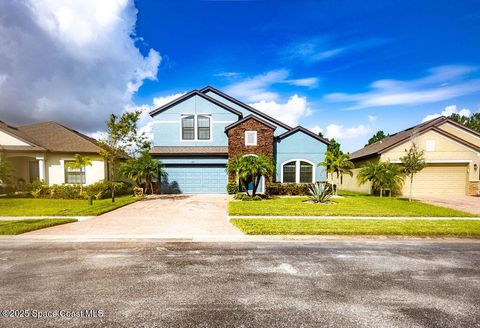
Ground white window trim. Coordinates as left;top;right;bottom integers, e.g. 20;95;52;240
245;131;257;146
280;159;315;183
180;114;212;142
61;158;87;185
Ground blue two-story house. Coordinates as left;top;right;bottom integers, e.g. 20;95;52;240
149;86;330;194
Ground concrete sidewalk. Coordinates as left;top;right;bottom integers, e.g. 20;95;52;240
229;215;480;220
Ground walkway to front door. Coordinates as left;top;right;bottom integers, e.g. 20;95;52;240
19;195;243;239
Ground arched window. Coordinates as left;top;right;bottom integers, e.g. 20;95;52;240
281;160;315;183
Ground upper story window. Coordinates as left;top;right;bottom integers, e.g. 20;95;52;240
64;161;86;184
245;131;257;146
426;140;436;152
181;115;195;140
197;115;211;140
181;114;211;141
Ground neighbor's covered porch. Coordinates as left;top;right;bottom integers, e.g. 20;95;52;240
1;151;46;188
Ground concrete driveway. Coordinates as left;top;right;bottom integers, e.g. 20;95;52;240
415;195;480;215
18;195;243;239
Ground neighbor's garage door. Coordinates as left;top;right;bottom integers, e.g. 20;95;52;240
161;164;227;194
401;163;467;196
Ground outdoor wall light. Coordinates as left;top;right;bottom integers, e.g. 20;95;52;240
474;163;478;171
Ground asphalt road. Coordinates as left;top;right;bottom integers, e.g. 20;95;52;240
0;240;479;328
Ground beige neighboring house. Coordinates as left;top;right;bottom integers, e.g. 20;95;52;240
0;120;106;187
342;116;480;197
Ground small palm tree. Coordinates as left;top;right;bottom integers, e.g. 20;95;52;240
120;151;166;194
357;161;405;197
227;155;274;197
65;154;92;194
319;152;354;195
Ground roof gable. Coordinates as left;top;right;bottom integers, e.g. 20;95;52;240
225;114;276;131
276;126;330;145
200;86;292;131
149;90;242;117
350;116;479;161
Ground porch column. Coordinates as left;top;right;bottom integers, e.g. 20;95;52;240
36;155;46;182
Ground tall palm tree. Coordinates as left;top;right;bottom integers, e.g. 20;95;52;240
227;154;274;197
120;151;166;194
65;154;92;194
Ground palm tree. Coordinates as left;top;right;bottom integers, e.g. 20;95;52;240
227;154;274;197
357;161;405;197
65;154;92;194
319;152;354;195
120;151;166;194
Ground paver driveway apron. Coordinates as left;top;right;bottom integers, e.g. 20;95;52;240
18;194;243;239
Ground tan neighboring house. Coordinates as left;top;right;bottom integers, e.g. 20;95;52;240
0;120;106;187
341;116;480;196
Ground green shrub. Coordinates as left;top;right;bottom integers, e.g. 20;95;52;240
85;181;133;200
29;180;50;198
234;192;265;201
266;183;310;196
226;182;239;195
49;184;84;199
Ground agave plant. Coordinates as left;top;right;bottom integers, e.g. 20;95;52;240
308;182;333;203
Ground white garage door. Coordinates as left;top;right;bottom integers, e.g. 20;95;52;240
402;164;467;196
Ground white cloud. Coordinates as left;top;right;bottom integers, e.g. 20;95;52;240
225;69;318;102
152;93;186;108
0;0;160;132
422;105;472;122
325;65;480;110
309;126;323;135
248;95;312;126
325;124;371;140
214;72;243;78
368;115;377;122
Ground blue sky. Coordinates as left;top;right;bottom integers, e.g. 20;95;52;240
0;0;479;152
133;0;480;151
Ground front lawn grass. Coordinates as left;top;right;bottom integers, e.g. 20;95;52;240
229;192;474;217
0;218;77;235
0;196;138;216
231;218;480;237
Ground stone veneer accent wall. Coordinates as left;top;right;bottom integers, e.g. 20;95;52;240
227;117;275;181
468;181;480;196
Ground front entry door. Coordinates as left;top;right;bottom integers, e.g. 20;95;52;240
29;160;39;183
242;176;264;194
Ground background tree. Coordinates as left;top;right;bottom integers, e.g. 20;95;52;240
65;154;92;194
120;151;166;194
0;159;14;184
400;143;426;201
227;155;274;197
98;111;149;202
449;112;480;132
365;130;389;146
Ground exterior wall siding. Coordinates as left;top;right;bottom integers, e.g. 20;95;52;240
151;95;238;147
46;153;106;186
275;131;328;182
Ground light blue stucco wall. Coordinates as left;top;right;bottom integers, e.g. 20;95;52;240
150;95;238;147
159;157;227;165
275;131;328;182
204;91;288;136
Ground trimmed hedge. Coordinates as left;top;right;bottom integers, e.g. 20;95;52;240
27;180;133;200
226;182;239;195
266;183;310;196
